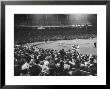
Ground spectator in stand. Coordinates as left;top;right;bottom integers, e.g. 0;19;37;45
14;45;97;76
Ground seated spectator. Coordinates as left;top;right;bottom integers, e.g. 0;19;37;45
14;45;97;76
29;64;42;76
14;65;22;76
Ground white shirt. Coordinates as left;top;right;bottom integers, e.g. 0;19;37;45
42;65;49;73
21;62;29;70
64;64;70;70
44;61;49;66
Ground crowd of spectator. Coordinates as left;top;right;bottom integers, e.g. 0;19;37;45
14;26;97;44
14;44;97;76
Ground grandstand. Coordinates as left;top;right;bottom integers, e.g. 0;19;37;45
14;14;97;76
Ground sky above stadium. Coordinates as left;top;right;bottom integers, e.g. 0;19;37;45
14;14;97;26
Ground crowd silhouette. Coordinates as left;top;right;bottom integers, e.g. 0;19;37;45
14;45;97;76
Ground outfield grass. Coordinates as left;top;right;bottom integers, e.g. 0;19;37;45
23;38;97;55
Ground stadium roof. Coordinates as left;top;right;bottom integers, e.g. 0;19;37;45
14;14;97;26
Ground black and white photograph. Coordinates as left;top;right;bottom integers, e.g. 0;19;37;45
14;14;97;76
4;4;106;85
